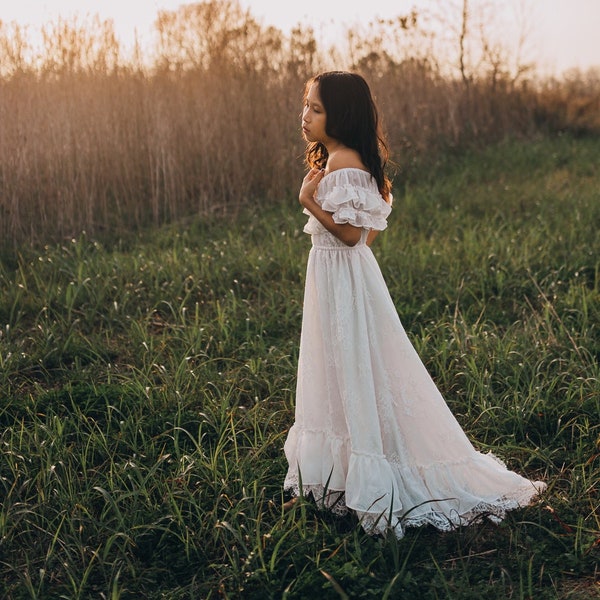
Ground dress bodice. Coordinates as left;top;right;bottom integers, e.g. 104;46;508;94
303;168;392;245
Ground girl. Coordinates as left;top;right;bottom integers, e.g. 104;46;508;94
283;71;546;538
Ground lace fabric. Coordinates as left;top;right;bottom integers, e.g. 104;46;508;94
303;168;392;235
284;444;546;538
284;478;544;537
284;167;546;538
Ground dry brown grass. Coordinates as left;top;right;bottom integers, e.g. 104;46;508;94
0;0;598;248
534;69;600;136
557;575;600;600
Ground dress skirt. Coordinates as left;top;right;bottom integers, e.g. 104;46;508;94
283;168;545;537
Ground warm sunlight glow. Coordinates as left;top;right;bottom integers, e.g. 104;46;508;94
1;0;599;74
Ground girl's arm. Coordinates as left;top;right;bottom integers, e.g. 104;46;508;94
299;168;362;247
366;230;380;246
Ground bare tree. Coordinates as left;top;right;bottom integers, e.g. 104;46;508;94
459;0;469;86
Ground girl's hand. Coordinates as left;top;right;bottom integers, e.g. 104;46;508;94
299;168;325;207
298;167;361;246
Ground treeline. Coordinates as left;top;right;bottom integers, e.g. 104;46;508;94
0;0;598;247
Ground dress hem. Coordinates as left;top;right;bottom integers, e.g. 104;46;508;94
283;479;546;538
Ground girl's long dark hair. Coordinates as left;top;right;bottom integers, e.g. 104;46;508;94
304;71;392;202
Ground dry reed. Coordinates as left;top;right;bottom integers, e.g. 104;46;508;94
0;0;597;248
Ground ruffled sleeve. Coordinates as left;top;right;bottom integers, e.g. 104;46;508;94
303;168;392;235
321;183;391;230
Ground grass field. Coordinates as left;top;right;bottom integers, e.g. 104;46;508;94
0;134;598;598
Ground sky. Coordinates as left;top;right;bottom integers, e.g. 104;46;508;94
1;0;599;75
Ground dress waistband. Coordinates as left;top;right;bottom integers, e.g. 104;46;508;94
311;241;368;251
310;231;370;250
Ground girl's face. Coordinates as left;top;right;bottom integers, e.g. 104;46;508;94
302;82;328;144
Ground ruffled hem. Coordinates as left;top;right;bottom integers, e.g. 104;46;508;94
283;427;546;539
284;425;351;492
284;478;546;538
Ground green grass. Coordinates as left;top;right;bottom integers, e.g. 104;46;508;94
1;134;599;599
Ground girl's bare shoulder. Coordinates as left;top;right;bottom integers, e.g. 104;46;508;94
326;147;367;173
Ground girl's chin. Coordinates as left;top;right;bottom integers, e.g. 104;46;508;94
302;128;316;141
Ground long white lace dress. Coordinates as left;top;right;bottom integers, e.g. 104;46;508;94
283;168;546;538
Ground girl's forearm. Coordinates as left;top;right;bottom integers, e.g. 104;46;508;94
301;197;362;246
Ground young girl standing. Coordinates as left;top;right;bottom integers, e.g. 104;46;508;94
283;71;546;537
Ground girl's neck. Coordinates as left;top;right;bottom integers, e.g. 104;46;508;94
325;143;366;173
324;139;346;155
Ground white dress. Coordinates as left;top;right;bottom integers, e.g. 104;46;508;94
283;168;546;538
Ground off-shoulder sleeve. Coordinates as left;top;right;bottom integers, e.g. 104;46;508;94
320;183;392;231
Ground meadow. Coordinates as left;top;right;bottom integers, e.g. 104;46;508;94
0;133;599;598
1;1;599;597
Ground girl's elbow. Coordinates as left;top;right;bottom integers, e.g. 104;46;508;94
333;223;361;246
343;232;361;246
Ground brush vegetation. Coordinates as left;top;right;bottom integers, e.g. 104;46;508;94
1;0;599;248
0;134;599;598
